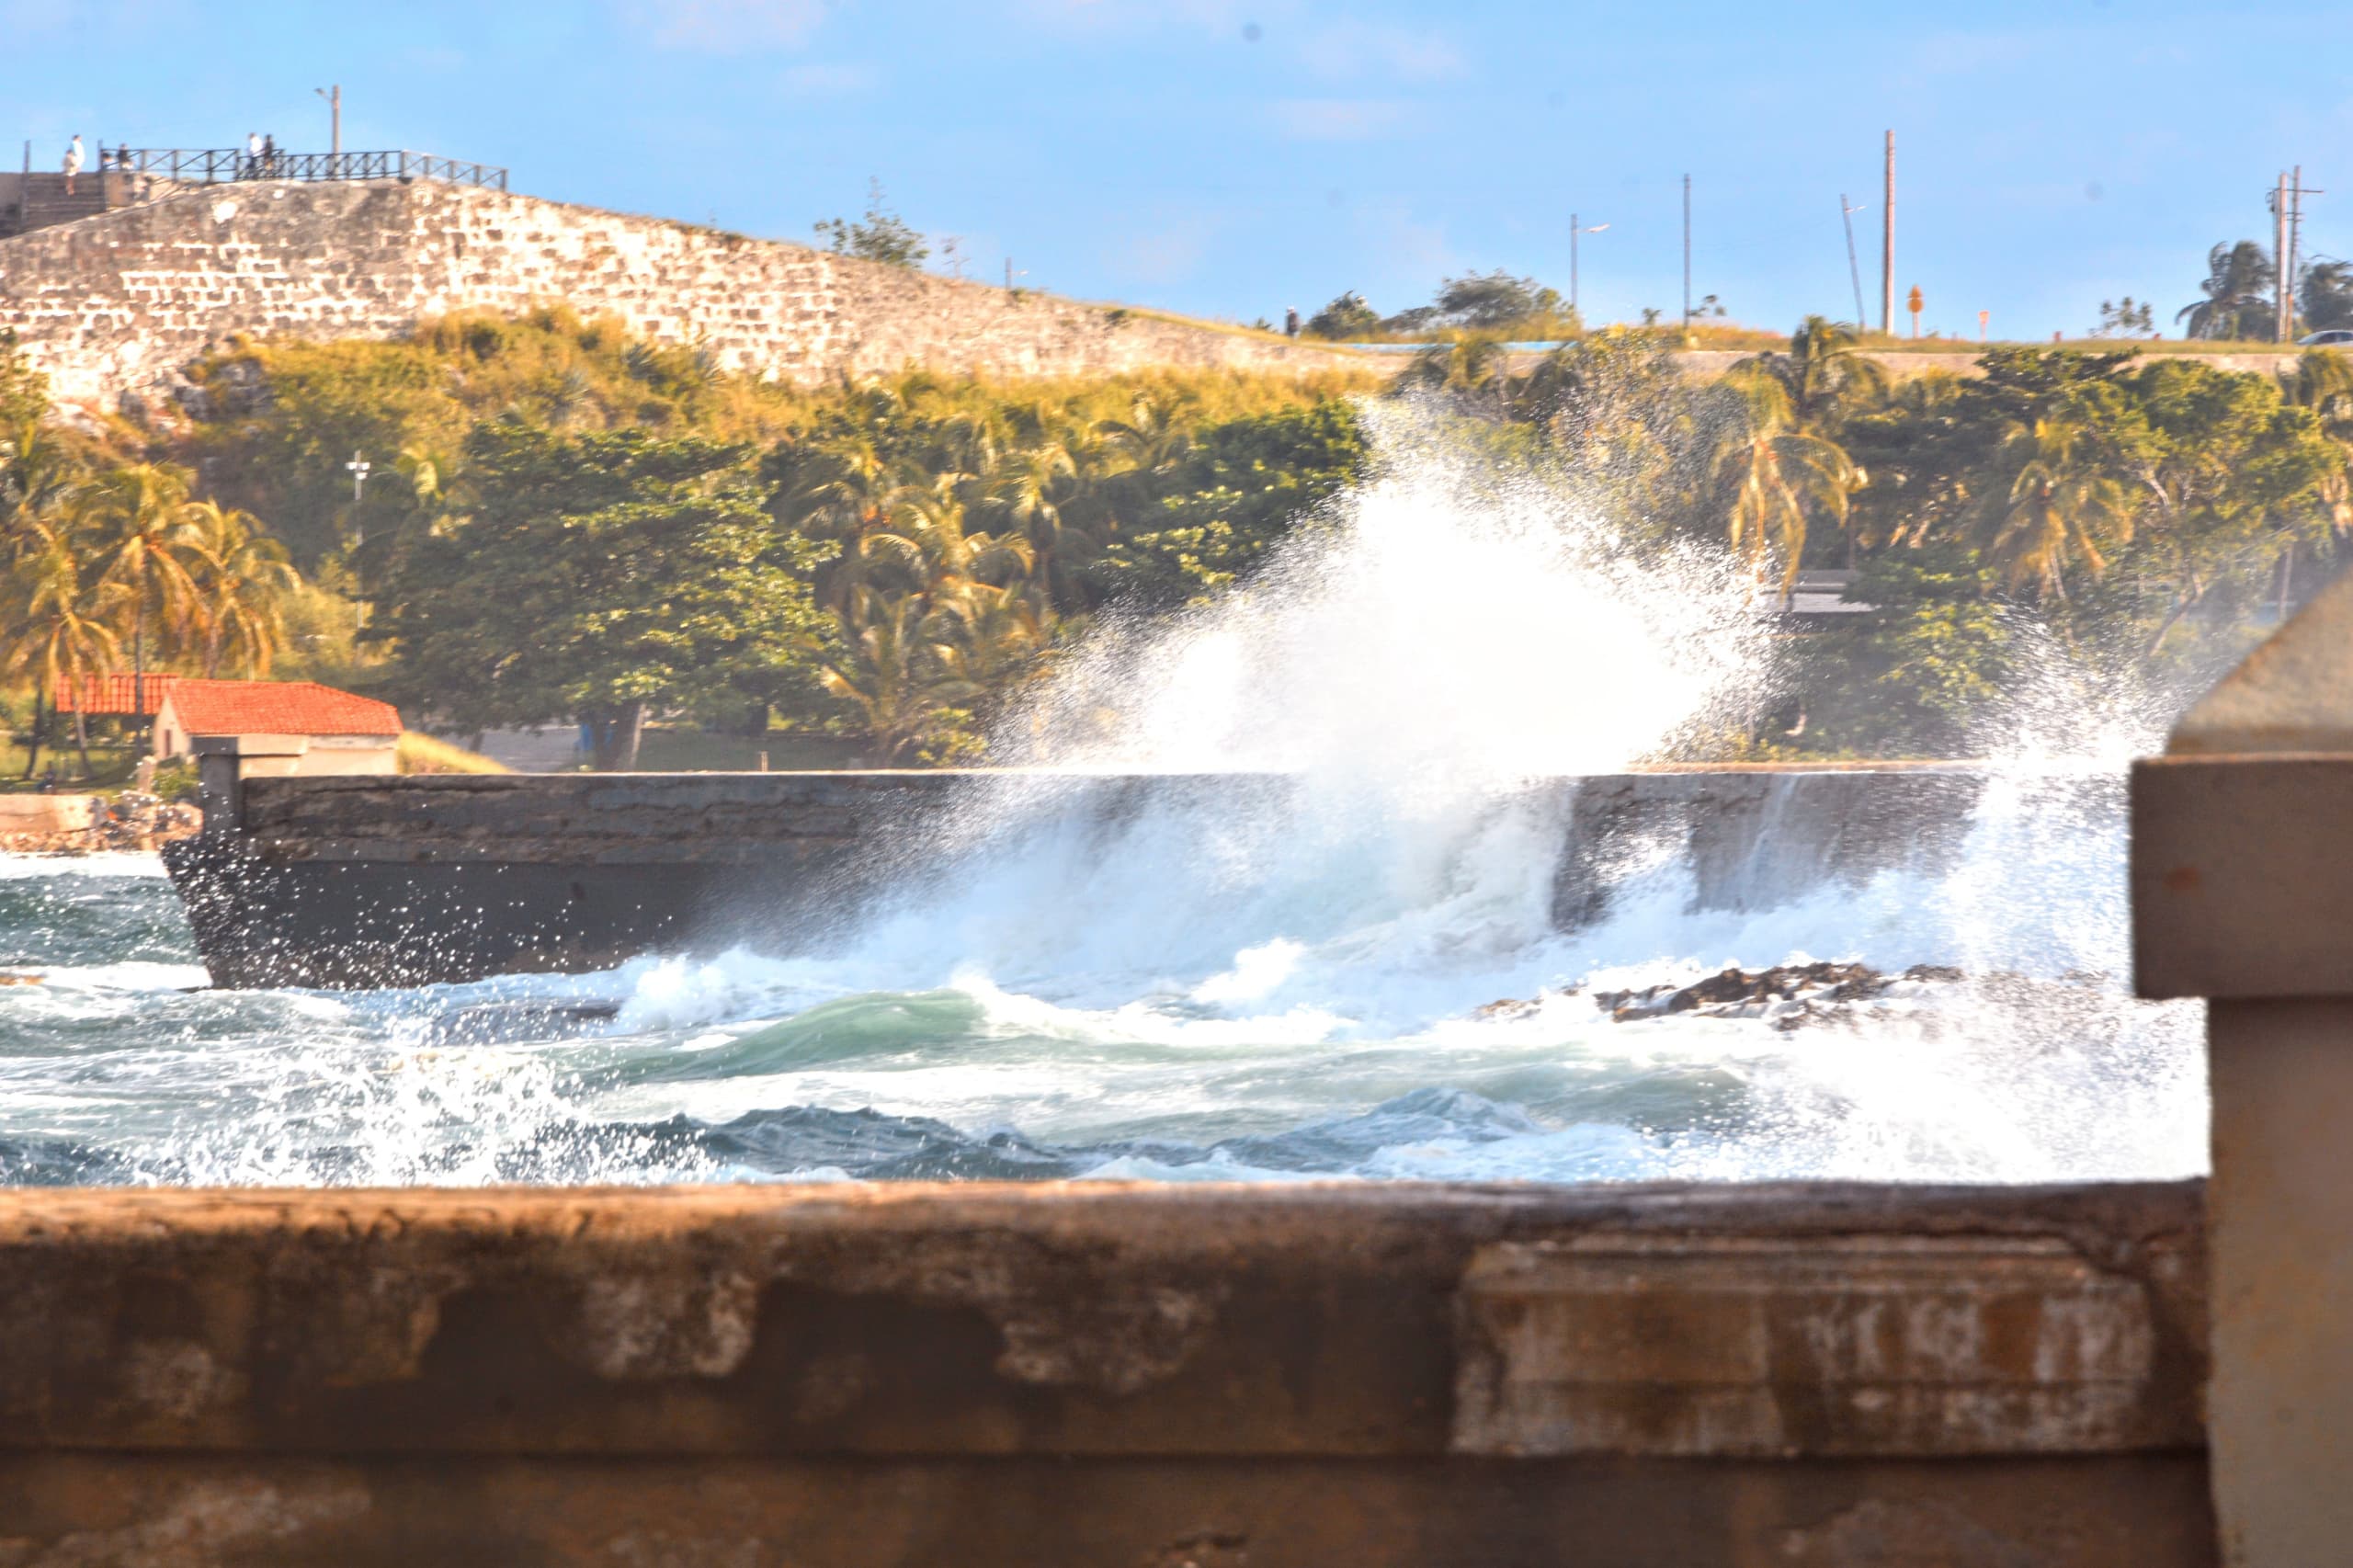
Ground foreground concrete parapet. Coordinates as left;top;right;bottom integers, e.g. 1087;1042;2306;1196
2135;565;2353;1566
0;1181;2210;1564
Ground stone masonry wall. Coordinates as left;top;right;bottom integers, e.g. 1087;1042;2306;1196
0;180;1364;411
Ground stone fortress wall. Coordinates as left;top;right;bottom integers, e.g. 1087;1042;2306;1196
0;179;1363;412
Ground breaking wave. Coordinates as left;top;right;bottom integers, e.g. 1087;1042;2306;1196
0;406;2204;1187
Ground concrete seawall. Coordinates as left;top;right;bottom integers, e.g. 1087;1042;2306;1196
165;766;1988;989
0;1179;2211;1563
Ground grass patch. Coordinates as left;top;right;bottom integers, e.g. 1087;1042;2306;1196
631;729;867;773
397;732;510;775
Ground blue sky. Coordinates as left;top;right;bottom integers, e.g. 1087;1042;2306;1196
9;0;2347;339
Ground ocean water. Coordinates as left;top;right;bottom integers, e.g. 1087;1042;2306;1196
0;411;2210;1188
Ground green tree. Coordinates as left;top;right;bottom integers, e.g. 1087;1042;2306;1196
813;178;930;269
1986;418;2130;600
2103;358;2338;654
1737;316;1889;437
2178;241;2279;341
2093;298;2157;337
818;596;981;765
2301;259;2353;335
1714;372;1859;592
183;499;301;676
85;463;209;707
1087;402;1367;607
1433;270;1563;329
2;511;123;778
1304;292;1382;339
367;426;829;770
0;332;50;434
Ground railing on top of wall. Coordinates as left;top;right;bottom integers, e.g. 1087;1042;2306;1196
112;148;508;190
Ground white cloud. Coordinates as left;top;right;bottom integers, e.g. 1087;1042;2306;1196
1300;21;1464;83
1272;97;1412;142
618;0;825;51
781;62;876;94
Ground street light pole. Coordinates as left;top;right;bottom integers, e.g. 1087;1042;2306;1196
1840;195;1869;331
1570;214;1608;318
314;85;340;158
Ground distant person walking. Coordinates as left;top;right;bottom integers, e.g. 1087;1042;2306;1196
62;135;83;196
1284;306;1300;339
261;134;277;176
244;131;262;179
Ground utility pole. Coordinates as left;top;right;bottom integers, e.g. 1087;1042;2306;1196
1840;194;1868;330
1681;174;1692;335
2290;166;2323;340
2276;171;2291;342
1881;131;1895;336
314;85;340;155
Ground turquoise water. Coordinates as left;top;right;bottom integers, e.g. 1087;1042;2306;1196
0;774;2204;1189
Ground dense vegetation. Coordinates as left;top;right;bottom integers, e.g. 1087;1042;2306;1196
3;290;2347;775
1426;319;2348;755
0;312;1371;772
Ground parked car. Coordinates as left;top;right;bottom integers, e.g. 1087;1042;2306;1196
2298;329;2353;347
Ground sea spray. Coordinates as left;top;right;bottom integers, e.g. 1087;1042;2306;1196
0;403;2208;1186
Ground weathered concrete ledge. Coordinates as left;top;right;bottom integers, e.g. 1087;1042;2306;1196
165;765;1991;989
0;1180;2211;1563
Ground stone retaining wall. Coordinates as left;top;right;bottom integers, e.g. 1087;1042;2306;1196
0;180;1363;412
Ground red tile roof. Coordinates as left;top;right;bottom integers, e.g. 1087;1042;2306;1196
157;680;403;737
53;673;182;715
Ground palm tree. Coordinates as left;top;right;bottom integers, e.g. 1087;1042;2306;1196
870;482;1034;598
0;418;81;557
818;597;982;765
2178;241;2279;341
84;463;207;710
184;499;301;676
1739;315;1890;435
928;579;1053;694
2302;258;2353;336
984;441;1091;605
1097;394;1196;479
1392;335;1511;406
1713;372;1860;593
2;513;123;778
1987;418;2131;600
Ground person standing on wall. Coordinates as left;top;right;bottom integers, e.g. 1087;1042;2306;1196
62;135;83;196
1284;306;1301;339
244;131;262;178
261;134;276;176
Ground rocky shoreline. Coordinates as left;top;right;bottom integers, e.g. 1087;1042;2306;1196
0;795;199;857
1481;961;1970;1033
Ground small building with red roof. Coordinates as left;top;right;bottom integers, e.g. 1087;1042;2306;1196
152;680;404;777
54;673;181;717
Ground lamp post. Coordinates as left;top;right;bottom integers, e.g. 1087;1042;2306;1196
1840;196;1869;332
1570;214;1608;320
314;85;340;171
344;450;375;634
